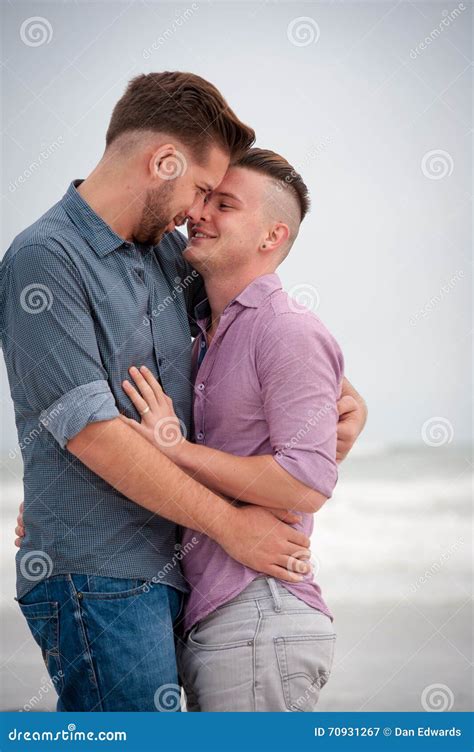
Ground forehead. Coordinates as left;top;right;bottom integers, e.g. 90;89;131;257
214;166;266;202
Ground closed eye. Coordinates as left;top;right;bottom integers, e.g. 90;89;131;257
219;203;233;210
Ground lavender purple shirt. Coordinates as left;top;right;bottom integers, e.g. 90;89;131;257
181;273;344;632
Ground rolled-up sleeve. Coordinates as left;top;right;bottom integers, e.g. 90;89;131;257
3;244;119;447
257;309;344;498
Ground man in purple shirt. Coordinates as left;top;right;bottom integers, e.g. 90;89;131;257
121;147;353;711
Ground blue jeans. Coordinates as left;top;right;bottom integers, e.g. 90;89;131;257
18;574;183;711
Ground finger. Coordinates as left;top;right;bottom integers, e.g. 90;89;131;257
20;502;24;513
266;565;304;583
128;366;158;407
15;538;21;548
122;379;150;416
15;518;25;532
268;508;301;525
290;548;311;560
118;414;138;425
15;525;24;537
274;554;311;575
287;529;311;549
337;395;358;417
118;414;143;434
139;365;165;403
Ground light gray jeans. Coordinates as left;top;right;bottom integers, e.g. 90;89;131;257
177;577;336;712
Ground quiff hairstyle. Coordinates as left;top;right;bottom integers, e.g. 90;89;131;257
106;71;255;160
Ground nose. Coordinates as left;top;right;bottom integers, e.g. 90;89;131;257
186;194;207;223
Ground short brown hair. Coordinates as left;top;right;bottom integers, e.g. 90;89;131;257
106;71;255;160
233;147;310;222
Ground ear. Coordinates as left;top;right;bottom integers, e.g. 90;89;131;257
260;222;290;254
148;143;178;181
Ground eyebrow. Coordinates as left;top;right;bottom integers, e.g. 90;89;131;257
213;191;243;204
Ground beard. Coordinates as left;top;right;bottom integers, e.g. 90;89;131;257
134;182;176;246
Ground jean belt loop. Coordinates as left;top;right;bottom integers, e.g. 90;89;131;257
266;577;282;613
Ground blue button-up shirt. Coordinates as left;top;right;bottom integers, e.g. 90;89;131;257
1;180;204;598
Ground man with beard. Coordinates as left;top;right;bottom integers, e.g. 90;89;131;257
3;72;366;711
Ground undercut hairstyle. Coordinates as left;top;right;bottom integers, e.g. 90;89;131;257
106;71;255;161
233;148;310;223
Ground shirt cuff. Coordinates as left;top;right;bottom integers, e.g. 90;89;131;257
274;449;338;498
39;380;120;449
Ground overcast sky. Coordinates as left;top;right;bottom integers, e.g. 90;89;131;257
1;0;471;453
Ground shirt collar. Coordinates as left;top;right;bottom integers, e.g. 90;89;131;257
233;273;282;308
62;180;126;257
193;273;282;325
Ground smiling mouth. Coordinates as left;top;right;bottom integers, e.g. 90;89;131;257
190;226;217;240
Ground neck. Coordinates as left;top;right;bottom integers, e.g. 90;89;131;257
77;160;142;242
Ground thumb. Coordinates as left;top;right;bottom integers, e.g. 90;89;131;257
268;508;301;525
118;414;140;430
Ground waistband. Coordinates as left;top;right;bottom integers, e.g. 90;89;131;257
227;576;292;611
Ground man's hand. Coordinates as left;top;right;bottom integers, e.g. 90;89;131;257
15;501;24;547
216;504;312;582
336;378;368;462
120;365;184;460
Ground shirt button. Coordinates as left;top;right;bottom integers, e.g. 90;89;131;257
200;340;206;348
197;383;205;391
196;432;204;440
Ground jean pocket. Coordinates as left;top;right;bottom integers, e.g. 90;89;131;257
187;622;254;651
18;600;64;691
274;633;336;712
75;577;148;601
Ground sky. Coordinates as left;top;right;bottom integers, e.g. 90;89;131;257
1;0;471;452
